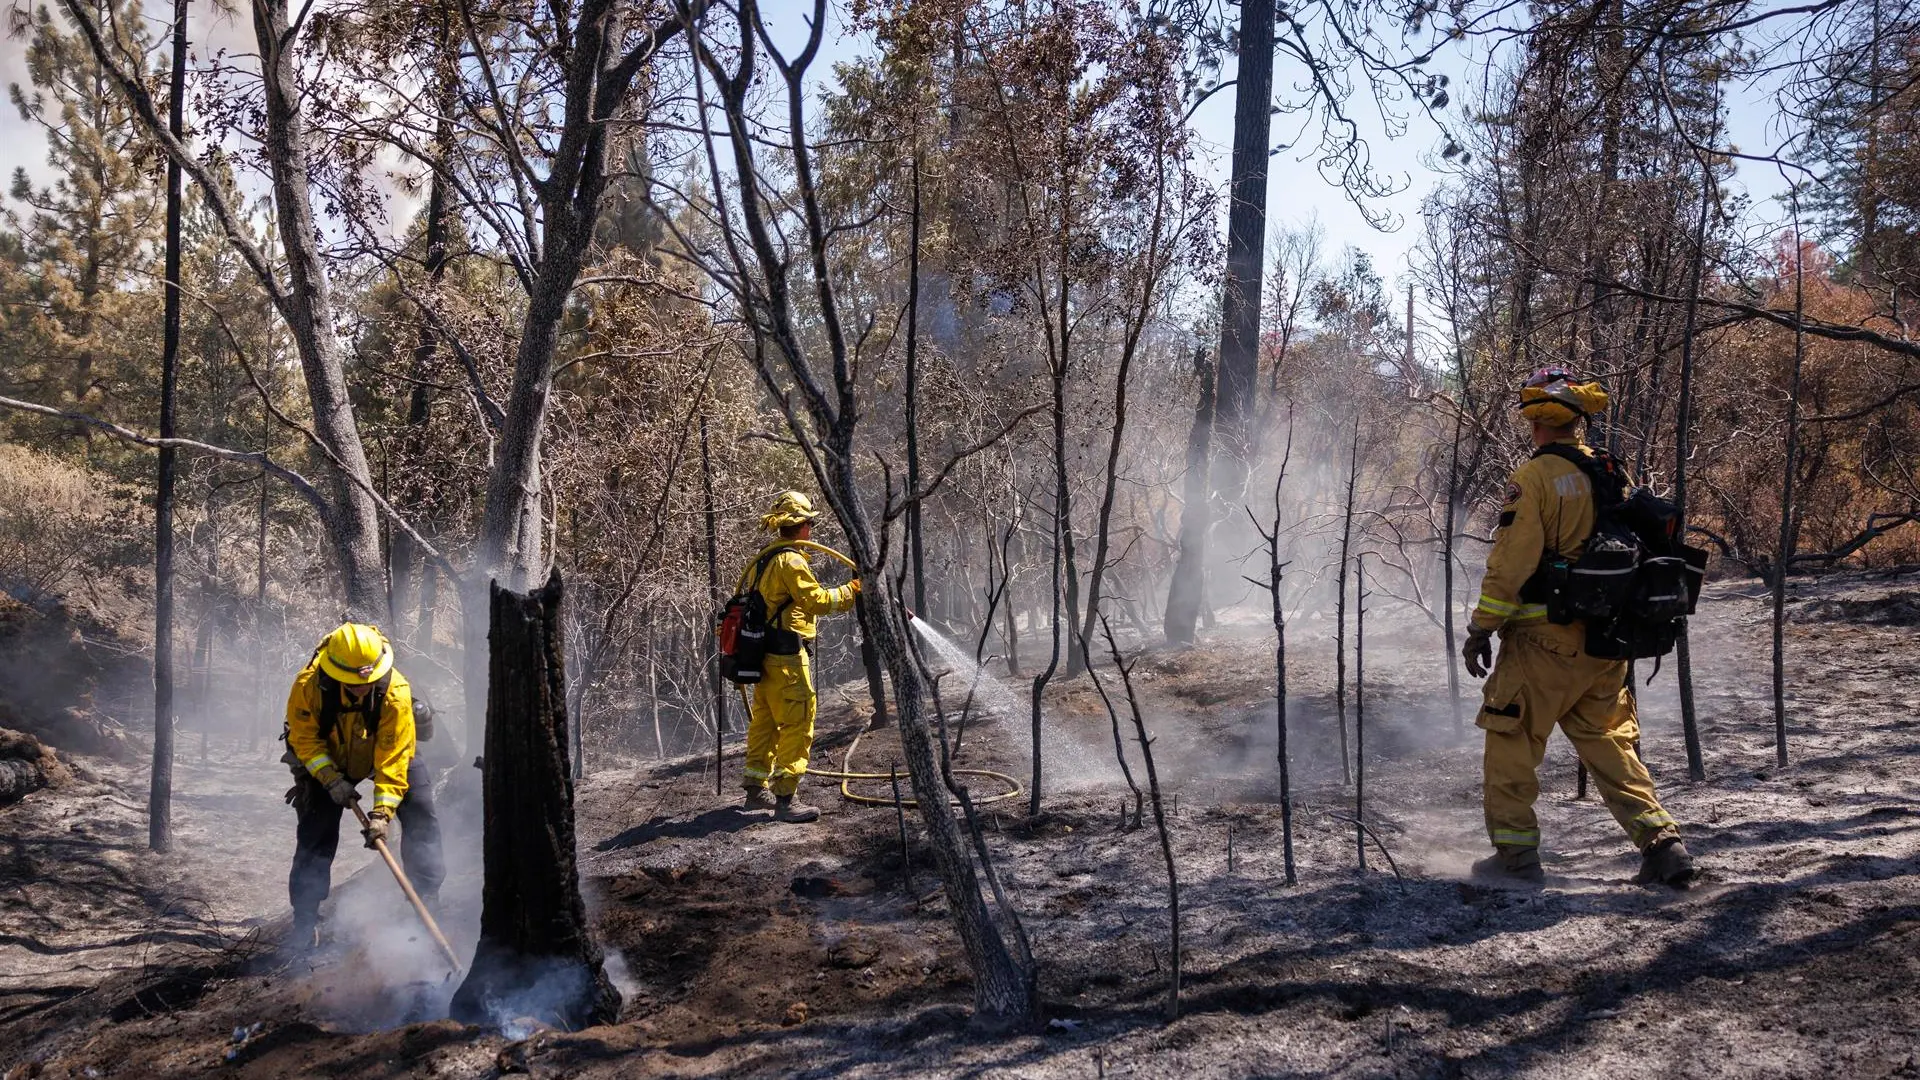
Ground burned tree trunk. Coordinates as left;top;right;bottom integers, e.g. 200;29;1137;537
451;571;619;1031
1442;365;1467;736
1165;347;1217;643
1670;162;1710;783
1202;0;1277;572
1773;206;1807;769
856;597;890;729
149;0;188;853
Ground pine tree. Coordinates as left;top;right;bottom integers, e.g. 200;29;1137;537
3;0;162;429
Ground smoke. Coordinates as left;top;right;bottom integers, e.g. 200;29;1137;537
459;956;601;1040
601;947;639;1002
297;795;483;1033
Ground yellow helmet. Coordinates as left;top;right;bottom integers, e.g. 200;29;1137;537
317;623;393;685
760;490;819;531
1517;367;1610;428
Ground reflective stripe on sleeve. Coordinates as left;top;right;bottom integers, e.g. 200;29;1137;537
304;754;335;775
373;791;403;810
1475;595;1521;618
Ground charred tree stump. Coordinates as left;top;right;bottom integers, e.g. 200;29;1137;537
451;571;620;1031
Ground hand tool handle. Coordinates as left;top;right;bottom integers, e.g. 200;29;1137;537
350;801;463;976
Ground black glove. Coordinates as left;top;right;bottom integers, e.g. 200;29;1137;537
1463;628;1494;679
326;777;359;808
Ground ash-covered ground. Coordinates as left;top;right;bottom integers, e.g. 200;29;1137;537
2;571;1917;1078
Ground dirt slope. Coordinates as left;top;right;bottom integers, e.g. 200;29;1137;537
2;572;1917;1079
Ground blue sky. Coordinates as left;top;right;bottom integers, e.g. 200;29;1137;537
3;0;1802;326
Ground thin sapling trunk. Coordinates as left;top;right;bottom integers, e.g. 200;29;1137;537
1355;560;1367;870
1773;205;1806;768
702;414;726;793
1334;416;1360;787
1671;156;1711;783
1100;617;1179;1020
1243;418;1296;884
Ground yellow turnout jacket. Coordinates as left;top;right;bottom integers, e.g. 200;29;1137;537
285;662;418;813
756;547;858;644
1472;437;1600;633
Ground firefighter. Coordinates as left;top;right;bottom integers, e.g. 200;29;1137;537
282;623;444;946
742;491;860;822
1462;368;1695;887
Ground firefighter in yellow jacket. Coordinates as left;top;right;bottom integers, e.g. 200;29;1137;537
282;623;444;946
742;491;860;823
1462;369;1694;887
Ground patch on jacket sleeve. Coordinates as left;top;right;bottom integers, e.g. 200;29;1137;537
1503;481;1522;506
1498;510;1516;528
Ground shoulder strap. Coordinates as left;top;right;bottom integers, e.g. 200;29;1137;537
1531;443;1627;508
316;669;342;742
748;545;798;592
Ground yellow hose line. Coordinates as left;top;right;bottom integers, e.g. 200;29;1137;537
783;538;858;571
818;723;1027;808
735;538;859;593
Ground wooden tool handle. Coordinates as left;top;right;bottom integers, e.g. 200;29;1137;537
350;801;463;976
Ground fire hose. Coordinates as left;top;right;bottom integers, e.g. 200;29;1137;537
733;539;1026;808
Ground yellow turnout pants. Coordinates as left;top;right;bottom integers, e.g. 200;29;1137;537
1478;623;1680;854
745;651;816;797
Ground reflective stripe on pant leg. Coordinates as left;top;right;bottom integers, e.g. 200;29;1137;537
768;652;817;798
744;678;778;787
1629;810;1680;848
1492;829;1542;848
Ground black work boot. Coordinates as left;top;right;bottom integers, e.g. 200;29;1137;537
743;787;776;812
1471;846;1544;883
287;913;321;953
1636;837;1696;887
774;795;820;823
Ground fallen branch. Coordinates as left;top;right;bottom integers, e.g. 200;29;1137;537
1319;810;1406;888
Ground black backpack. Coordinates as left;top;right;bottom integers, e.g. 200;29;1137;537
715;547;802;685
1523;444;1708;660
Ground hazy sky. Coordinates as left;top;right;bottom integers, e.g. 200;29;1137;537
2;0;1799;324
